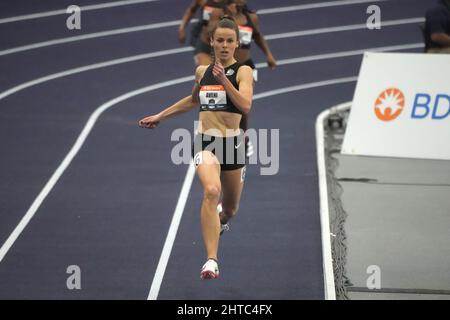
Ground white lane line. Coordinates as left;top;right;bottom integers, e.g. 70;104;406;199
148;161;196;300
0;0;161;24
258;0;387;15
315;102;352;300
253;77;358;100
316;107;336;300
0;75;194;264
0;20;189;57
0;2;410;57
0;0;385;25
254;43;424;69
147;76;358;300
0;47;193;101
0;41;423;104
264;17;425;41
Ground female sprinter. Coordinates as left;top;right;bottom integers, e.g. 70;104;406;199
225;0;276;71
139;17;253;280
178;0;228;66
178;0;225;46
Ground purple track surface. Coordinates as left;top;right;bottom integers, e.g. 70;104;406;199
0;0;428;299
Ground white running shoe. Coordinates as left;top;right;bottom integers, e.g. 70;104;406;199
200;259;219;280
217;202;229;236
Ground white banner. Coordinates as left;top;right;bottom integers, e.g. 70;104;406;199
342;52;450;160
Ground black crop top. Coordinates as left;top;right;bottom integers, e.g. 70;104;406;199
199;62;243;115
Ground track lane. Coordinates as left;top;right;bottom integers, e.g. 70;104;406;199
0;0;430;297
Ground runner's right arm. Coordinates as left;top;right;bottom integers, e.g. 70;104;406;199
138;66;207;128
178;0;204;43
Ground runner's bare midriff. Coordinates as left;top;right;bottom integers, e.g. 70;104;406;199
198;111;242;137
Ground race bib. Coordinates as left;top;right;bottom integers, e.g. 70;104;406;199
199;85;227;110
202;6;214;22
239;25;253;45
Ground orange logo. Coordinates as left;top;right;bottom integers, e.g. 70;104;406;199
374;88;405;121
